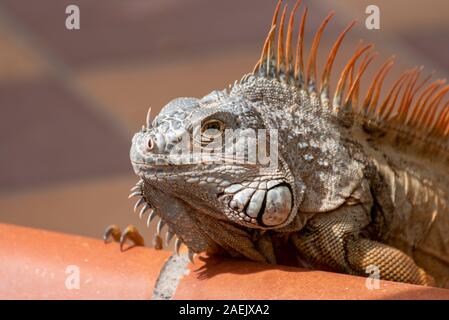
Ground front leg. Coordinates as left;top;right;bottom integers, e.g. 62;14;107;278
291;205;434;286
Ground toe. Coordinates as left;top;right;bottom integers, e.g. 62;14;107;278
103;224;121;243
120;225;145;252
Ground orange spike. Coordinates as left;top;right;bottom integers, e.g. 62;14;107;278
334;43;373;107
384;79;410;120
399;69;434;122
348;59;356;89
396;67;422;121
345;52;376;108
377;71;410;119
254;1;282;75
252;60;261;74
425;97;447;132
444;123;449;137
407;80;441;124
439;102;449;136
384;76;411;120
419;85;444;128
363;56;395;112
414;82;445;126
439;107;449;135
306;11;334;91
439;103;449;135
431;100;449;135
348;42;363;90
267;1;282;66
320;20;356;97
253;25;277;74
266;36;275;75
285;0;301;78
277;5;288;75
421;84;449;130
271;0;283;27
413;71;434;95
370;60;395;115
294;7;308;83
353;82;361;109
410;80;445;125
444;110;449;136
347;42;364;99
436;104;449;133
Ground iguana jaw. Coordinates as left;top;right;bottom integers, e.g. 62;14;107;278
131;176;272;261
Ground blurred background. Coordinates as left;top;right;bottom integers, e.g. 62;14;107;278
0;0;448;247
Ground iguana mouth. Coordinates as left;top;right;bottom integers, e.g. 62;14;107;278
131;160;193;166
131;160;203;180
131;160;198;171
131;158;199;167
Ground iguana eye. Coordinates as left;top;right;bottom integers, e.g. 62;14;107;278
201;119;224;139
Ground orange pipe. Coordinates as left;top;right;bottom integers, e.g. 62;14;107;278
0;223;171;299
1;223;449;300
177;256;449;300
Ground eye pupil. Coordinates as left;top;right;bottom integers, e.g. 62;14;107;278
201;120;224;137
208;123;220;130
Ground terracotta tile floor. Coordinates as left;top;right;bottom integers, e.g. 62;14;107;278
0;78;130;193
0;22;47;81
0;0;276;67
0;0;448;246
76;50;260;131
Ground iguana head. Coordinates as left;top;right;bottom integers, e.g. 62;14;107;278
129;83;307;259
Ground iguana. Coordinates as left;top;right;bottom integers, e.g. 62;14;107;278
106;0;449;288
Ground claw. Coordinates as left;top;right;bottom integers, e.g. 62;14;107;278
133;197;145;212
119;225;145;252
103;224;121;243
156;219;165;235
128;191;142;199
188;249;195;264
146;209;156;228
139;203;151;219
130;185;141;192
165;230;174;244
174;237;182;255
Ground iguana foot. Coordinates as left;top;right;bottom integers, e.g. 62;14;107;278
103;224;121;243
103;224;145;252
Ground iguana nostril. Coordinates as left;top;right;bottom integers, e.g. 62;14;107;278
147;137;155;152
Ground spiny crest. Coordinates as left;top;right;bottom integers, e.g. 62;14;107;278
251;0;449;153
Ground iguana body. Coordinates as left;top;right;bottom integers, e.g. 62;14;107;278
128;1;449;288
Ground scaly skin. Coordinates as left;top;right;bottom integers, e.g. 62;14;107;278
128;2;449;287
